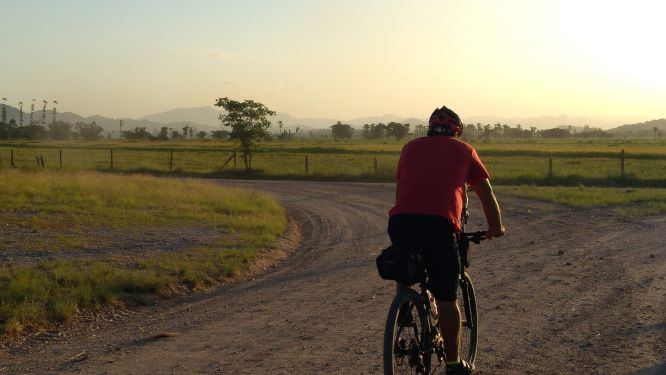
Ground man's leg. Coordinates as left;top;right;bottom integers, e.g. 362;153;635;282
437;299;461;362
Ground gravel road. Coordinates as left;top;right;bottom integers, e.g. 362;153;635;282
1;180;664;374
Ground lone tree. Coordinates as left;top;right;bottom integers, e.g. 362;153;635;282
330;121;354;139
215;97;275;170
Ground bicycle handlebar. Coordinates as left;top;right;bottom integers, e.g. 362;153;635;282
461;231;486;244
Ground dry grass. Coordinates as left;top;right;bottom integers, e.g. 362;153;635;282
0;170;286;335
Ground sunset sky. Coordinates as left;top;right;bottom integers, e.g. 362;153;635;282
2;0;664;123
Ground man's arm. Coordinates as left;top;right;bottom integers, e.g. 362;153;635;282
470;178;505;239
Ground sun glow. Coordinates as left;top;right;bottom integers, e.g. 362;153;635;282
559;1;666;89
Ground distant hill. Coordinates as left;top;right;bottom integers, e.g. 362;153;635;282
140;106;223;127
3;103;662;136
608;118;666;137
462;115;633;129
140;107;426;130
346;114;427;127
1;105;216;136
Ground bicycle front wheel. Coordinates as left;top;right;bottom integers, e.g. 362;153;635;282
458;271;478;364
383;287;430;375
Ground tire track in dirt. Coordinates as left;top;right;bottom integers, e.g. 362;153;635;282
0;180;663;374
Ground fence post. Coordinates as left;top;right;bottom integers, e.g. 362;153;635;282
169;150;174;172
40;155;45;168
305;155;309;175
233;150;237;167
620;149;625;180
374;157;378;176
548;155;553;179
11;150;15;168
110;149;114;170
59;149;62;168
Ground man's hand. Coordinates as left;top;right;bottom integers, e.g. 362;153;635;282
485;225;505;239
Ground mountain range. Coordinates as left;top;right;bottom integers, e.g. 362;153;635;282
1;104;663;135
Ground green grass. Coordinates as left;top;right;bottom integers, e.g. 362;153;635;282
0;170;287;335
497;185;666;217
1;138;665;186
0;170;284;229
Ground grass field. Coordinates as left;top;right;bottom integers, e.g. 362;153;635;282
0;170;286;335
497;185;666;216
1;138;664;334
1;138;665;186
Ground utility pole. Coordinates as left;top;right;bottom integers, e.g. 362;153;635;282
119;120;123;139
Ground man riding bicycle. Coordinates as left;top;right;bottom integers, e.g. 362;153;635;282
388;106;505;375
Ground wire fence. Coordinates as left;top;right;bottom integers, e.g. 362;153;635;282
1;147;665;186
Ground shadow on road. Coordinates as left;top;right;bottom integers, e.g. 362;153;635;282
629;362;666;375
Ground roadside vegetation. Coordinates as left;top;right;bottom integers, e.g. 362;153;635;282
0;134;664;334
1;138;665;186
0;170;286;335
497;185;666;216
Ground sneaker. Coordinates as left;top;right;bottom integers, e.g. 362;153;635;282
446;359;474;375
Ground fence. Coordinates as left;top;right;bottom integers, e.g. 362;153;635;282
1;147;665;186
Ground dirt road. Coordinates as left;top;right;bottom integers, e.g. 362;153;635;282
1;180;664;374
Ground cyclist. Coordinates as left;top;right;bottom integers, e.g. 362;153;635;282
388;105;505;375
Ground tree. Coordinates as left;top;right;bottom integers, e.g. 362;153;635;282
215;97;275;170
49;121;73;140
362;124;370;138
362;123;387;139
276;120;293;140
539;128;571;138
157;127;169;140
211;130;230;140
17;124;49;140
386;122;410;140
330;121;354;139
196;131;208;139
122;127;152;140
0;119;18;139
75;121;104;140
414;124;426;137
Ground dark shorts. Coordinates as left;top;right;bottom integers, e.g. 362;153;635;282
387;214;460;301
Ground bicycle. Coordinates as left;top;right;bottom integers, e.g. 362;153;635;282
383;191;486;375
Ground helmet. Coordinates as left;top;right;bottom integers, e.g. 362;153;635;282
428;106;463;136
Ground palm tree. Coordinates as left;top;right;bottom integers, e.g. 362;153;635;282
52;100;58;124
41;100;48;124
18;101;23;126
1;98;7;124
30;99;35;125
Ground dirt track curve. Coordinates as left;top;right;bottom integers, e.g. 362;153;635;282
1;180;664;374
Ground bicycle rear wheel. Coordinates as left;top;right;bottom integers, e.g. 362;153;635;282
384;288;430;375
458;272;478;364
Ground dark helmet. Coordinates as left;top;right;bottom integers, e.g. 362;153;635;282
428;106;463;136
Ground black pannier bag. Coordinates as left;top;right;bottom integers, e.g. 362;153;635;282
375;243;426;285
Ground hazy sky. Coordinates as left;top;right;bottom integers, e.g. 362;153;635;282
2;0;664;122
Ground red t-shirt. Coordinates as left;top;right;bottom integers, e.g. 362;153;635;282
389;136;489;232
